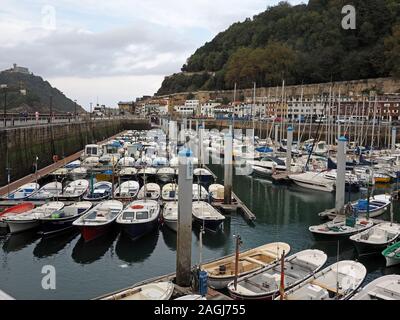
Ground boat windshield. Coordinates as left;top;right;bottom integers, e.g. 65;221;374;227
136;211;149;220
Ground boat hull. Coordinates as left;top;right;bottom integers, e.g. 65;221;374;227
157;174;175;184
352;240;392;256
163;219;177;232
39;216;80;236
292;180;334;193
78;224;114;242
385;256;400;267
120;219;159;240
7;220;39;234
193;217;224;232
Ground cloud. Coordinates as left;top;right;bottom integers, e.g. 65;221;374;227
0;0;307;107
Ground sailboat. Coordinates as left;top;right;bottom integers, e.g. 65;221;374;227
227;249;327;300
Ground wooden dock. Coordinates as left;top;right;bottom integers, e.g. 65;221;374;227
203;165;256;222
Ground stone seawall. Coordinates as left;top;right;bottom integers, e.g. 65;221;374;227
0;119;151;185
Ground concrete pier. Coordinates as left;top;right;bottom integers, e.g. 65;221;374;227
335;136;347;214
176;148;193;287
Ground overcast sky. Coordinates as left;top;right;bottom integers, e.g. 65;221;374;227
0;0;306;109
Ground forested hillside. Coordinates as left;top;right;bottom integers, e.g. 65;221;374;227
157;0;400;95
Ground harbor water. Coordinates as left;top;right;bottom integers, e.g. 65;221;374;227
0;164;399;299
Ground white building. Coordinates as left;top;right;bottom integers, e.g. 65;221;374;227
200;102;220;117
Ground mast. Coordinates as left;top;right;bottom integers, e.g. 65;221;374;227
279;250;286;300
233;234;242;291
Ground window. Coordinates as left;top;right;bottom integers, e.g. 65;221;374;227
136;211;149;220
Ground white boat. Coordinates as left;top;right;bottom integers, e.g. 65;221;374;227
114;180;140;200
192;201;225;231
227;249;328;300
73;200;123;242
314;141;329;156
193;168;214;185
50;168;69;179
69;167;88;180
118;167;138;181
161;183;178;201
156;167;176;183
192;184;209;201
289;172;335;192
279;260;367;300
137;167;157;181
116;200;160;240
252;165;273;178
28;182;62;200
117;156;136;168
208;184;233;202
350;222;400;256
1;183;40;200
202;242;291;289
5;202;65;234
351;275;400;300
162;201;178;232
309;215;374;239
175;295;206;300
100;281;174;300
59;179;89;200
82;156;100;167
137;183;161;200
65;160;81;169
83;181;113;201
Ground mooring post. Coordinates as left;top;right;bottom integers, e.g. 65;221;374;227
224;126;233;204
336;136;347;214
189;119;192;131
286;126;293;174
392;127;397;154
176;148;193;287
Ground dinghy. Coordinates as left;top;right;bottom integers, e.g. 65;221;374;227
192;184;209;201
382;242;400;267
137;183;161;200
83;181;113;201
65;160;81;169
117;156;136;168
28;182;62;200
279;260;367;300
156;167;176;183
38;202;93;235
350;222;400;256
73;200;123;242
192;201;225;232
309;215;373;239
117;200;160;240
5;202;65;234
0;203;35;228
50;168;69;180
162;201;178;232
1;183;40;200
351;275;400;300
202;242;290;289
137;167;157;183
227;249;327;300
175;295;206;300
100;281;174;300
58;179;89;201
161;183;178;201
114;180;140;200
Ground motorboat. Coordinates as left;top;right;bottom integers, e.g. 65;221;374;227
28;182;62;200
0;203;35;228
99;281;174;300
58;180;89;201
114;181;140;200
162;201;178;232
83;181;113;201
192;201;225;231
1;183;40;200
161;183;178;201
289;172;335;193
351;275;400;300
137;183;161;200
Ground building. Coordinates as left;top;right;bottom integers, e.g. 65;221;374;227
3;63;30;74
200;102;220;117
118;101;135;113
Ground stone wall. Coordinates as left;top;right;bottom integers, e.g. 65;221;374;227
0;119;151;185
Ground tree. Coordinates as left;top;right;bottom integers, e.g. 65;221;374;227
384;24;400;78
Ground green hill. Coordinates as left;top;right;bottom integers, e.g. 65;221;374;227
157;0;400;96
0;71;84;113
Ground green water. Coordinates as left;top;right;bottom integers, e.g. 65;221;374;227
0;165;399;299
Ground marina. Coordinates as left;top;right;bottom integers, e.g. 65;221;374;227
1;121;400;301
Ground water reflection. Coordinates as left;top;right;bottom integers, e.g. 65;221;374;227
33;231;79;258
2;230;40;253
192;223;230;250
161;227;176;251
115;230;159;264
72;230;118;264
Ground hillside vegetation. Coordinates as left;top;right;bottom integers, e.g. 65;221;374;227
157;0;400;96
